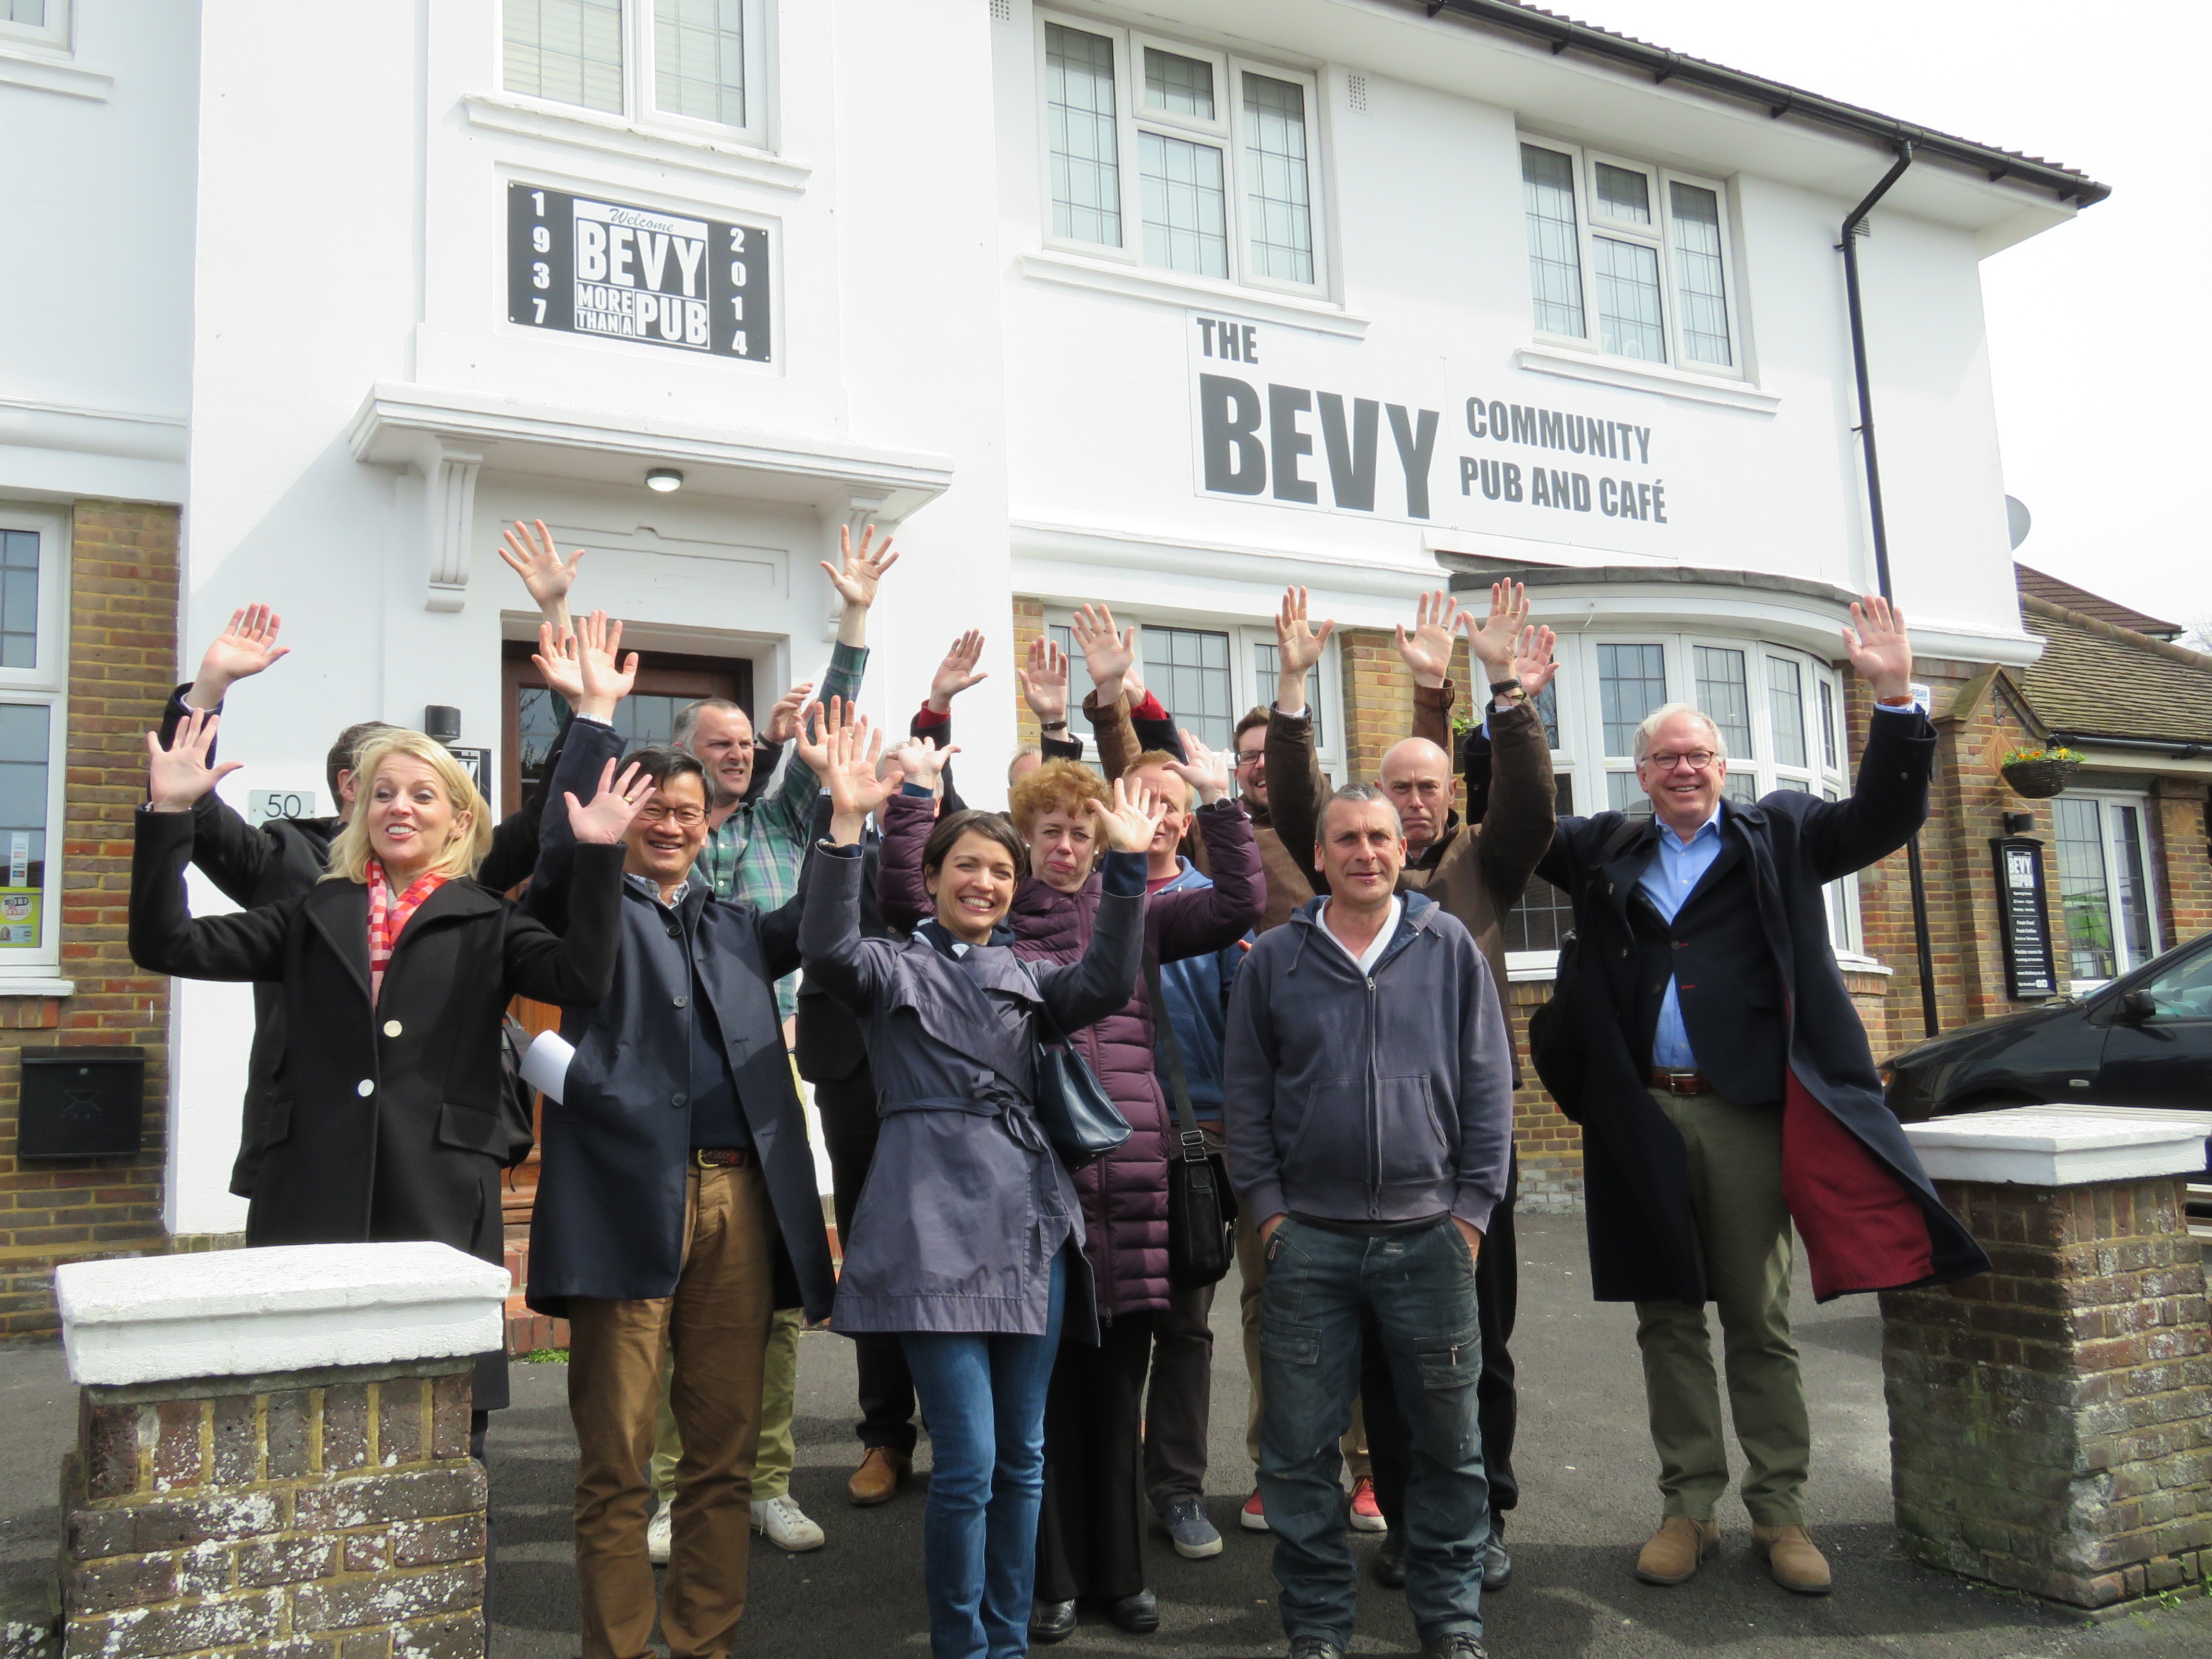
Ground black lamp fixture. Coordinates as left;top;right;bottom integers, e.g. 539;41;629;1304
2002;810;2036;837
645;467;684;493
423;705;462;743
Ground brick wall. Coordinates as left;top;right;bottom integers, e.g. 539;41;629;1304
1010;596;1045;757
2149;777;2212;949
0;501;179;1345
63;1361;486;1659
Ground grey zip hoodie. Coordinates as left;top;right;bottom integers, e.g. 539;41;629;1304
1222;890;1514;1232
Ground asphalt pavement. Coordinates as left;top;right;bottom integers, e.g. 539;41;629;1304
4;1213;2210;1658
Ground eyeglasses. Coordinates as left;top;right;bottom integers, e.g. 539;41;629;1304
1642;750;1719;773
1234;748;1265;768
636;804;708;827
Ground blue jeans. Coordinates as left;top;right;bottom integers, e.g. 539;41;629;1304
901;1250;1069;1659
1258;1217;1489;1647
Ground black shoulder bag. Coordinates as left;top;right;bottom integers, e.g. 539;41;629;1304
1147;960;1236;1288
1026;969;1132;1170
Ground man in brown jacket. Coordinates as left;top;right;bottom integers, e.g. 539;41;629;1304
1266;580;1558;1594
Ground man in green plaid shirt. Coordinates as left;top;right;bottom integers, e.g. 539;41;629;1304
649;523;899;1561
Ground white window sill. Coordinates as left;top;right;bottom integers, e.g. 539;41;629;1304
1512;343;1779;415
0;976;75;997
0;44;109;101
459;91;809;193
1505;949;1890;985
1019;249;1370;339
1835;951;1892;977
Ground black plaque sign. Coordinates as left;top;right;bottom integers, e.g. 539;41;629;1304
507;183;770;361
1991;836;2056;999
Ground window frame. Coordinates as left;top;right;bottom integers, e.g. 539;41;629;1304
2052;789;2163;992
1043;608;1345;783
1516;133;1745;379
1034;10;1328;299
498;0;776;151
0;0;70;53
0;502;70;977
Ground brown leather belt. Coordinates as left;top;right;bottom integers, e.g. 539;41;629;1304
693;1147;755;1168
1648;1070;1716;1096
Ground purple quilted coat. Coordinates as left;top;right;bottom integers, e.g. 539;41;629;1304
878;795;1263;1318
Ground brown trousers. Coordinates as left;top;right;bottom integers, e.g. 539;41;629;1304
568;1162;776;1659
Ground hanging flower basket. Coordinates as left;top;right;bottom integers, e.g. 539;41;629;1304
2000;745;2082;798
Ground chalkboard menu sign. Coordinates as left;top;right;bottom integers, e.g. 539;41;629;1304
1991;836;2056;1000
506;184;770;362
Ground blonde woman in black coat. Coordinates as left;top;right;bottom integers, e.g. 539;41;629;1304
130;711;651;1410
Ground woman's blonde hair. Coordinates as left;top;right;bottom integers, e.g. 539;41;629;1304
323;730;495;885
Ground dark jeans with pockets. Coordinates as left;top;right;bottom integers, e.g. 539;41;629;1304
1258;1215;1489;1648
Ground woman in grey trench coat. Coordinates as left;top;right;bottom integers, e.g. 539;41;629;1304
796;703;1159;1659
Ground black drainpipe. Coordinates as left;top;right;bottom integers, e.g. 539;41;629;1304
1839;142;1942;1040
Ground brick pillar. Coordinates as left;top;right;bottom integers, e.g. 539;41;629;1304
1880;1110;2212;1608
2148;777;2212;947
49;1241;509;1659
1010;596;1045;755
1334;628;1408;783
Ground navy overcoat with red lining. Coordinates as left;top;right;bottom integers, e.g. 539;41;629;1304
1535;709;1989;1305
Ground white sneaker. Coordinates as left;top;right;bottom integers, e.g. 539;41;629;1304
750;1494;826;1552
646;1502;672;1565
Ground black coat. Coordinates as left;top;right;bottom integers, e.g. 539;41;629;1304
520;720;837;1321
154;685;571;1195
130;808;623;1262
1536;710;1989;1306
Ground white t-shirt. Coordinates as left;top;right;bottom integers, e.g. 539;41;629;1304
1319;896;1402;978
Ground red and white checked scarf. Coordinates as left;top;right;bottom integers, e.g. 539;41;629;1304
365;857;448;1005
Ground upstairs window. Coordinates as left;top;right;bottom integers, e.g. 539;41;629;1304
1518;138;1741;373
1040;16;1325;295
0;507;68;976
502;0;771;145
0;0;71;51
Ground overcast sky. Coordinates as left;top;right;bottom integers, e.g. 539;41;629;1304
1559;0;2210;639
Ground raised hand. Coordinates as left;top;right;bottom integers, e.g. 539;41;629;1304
812;698;900;842
497;520;585;623
146;709;243;812
565;758;656;846
1121;624;1148;704
1843;594;1913;701
1019;636;1070;727
1070;603;1136;704
1513;624;1561;698
1274;587;1335;703
1394;590;1461;690
764;680;815;746
1460;580;1530;682
1167;730;1232;805
531;621;583;704
928;629;989;714
890;734;960;792
186;604;291;709
823;523;899;609
1089;774;1170;855
574;610;639;720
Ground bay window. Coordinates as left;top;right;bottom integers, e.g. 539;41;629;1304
1040;15;1325;295
0;505;68;975
1518;137;1743;373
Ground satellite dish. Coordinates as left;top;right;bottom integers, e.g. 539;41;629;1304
2006;495;2032;550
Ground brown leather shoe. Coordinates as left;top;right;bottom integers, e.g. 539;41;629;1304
847;1446;910;1506
1752;1524;1831;1594
1635;1516;1720;1585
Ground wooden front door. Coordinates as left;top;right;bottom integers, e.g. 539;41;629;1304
499;642;752;1230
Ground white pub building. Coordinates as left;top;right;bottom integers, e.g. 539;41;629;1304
0;0;2112;1290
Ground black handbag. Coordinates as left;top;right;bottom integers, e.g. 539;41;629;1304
1026;971;1131;1169
1147;961;1236;1288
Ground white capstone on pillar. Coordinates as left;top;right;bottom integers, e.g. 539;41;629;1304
50;1244;510;1659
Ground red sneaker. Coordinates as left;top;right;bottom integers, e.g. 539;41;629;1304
1349;1477;1388;1534
1240;1489;1270;1532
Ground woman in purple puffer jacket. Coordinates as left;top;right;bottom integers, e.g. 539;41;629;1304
880;750;1261;1640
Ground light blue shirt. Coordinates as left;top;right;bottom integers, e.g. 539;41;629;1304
1638;805;1725;1069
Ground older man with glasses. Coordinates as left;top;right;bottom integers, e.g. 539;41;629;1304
1532;595;1987;1597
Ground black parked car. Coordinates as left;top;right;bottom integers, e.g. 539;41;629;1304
1884;927;2212;1123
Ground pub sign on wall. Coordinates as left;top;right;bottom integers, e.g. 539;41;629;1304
507;184;771;362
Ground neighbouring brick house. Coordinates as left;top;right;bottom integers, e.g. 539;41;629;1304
0;503;183;1344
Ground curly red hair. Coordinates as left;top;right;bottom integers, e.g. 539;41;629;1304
1007;758;1108;839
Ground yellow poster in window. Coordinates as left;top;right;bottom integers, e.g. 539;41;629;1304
0;888;39;948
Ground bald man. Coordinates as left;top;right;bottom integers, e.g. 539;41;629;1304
1265;582;1557;1594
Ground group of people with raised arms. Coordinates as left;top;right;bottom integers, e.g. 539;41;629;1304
131;517;1982;1659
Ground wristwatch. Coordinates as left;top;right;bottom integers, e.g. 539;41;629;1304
1040;719;1069;733
1490;678;1529;707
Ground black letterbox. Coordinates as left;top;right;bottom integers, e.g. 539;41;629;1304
17;1046;145;1159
